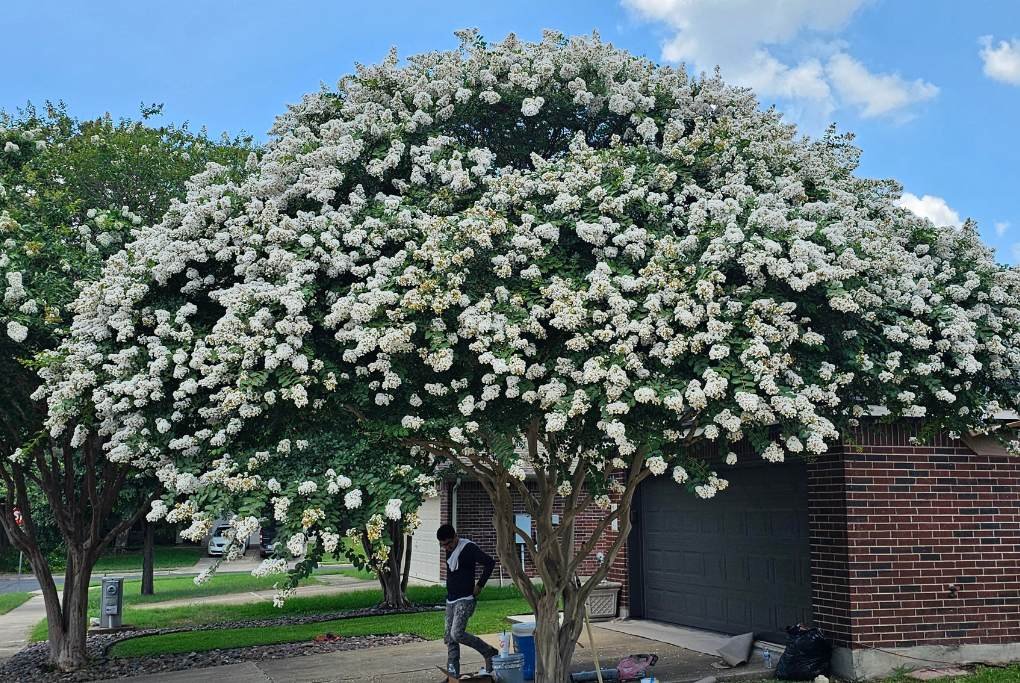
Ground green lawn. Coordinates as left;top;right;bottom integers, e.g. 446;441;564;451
30;571;331;641
93;546;202;572
879;666;1020;683
320;537;368;565
108;584;513;633
119;572;329;607
110;592;528;658
32;581;507;642
0;591;32;615
334;566;375;581
741;665;1020;683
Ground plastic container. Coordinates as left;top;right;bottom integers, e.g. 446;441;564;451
511;622;536;680
492;653;525;683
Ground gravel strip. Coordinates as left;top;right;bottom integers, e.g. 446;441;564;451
1;604;441;682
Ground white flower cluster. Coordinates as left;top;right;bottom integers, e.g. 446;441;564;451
344;488;363;509
384;498;403;520
36;31;1020;519
252;558;288;577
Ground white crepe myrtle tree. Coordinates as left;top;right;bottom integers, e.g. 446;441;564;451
39;32;1020;681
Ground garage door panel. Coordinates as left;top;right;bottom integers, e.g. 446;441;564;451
408;497;441;582
728;598;753;625
743;511;767;537
639;463;812;635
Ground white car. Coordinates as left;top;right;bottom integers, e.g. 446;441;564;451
206;524;233;557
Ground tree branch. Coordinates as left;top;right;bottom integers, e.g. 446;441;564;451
568;451;650;577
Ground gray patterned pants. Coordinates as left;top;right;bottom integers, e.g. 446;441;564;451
445;598;497;675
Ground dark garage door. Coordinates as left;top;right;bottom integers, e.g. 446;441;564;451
635;463;813;636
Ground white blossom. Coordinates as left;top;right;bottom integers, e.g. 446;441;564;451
384;498;403;520
344;489;363;509
646;456;667;476
5;320;27;342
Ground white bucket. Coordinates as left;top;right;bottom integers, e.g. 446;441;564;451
492;653;525;683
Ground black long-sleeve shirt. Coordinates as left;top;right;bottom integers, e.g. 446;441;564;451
445;541;495;602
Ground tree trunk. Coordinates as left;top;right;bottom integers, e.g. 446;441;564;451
47;551;93;671
400;533;412;593
378;566;411;608
374;524;411;608
141;521;155;595
533;593;580;683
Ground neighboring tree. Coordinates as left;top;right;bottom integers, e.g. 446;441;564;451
174;422;439;608
271;430;438;607
265;429;439;609
141;519;155;595
0;102;252;670
39;33;1020;681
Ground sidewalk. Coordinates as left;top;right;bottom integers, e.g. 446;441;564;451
0;595;46;661
105;624;771;682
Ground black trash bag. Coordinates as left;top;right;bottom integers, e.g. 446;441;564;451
774;625;831;680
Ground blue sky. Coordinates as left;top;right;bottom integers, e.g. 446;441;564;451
3;1;1018;263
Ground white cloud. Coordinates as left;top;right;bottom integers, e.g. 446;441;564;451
995;221;1010;237
979;36;1020;86
826;53;938;118
894;193;962;228
622;0;938;122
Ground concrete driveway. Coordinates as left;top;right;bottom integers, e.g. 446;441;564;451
106;624;772;682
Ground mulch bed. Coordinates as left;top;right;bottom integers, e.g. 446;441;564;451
1;604;440;682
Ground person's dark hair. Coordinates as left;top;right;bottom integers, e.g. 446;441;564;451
436;524;457;541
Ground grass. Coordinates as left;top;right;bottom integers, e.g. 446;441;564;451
109;590;528;658
320;537;368;565
0;591;32;615
93;546;202;572
334;567;375;581
878;665;1020;682
31;579;501;642
114;584;516;632
119;572;329;607
29;571;331;641
740;664;1020;683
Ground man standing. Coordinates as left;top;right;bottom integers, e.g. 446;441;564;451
437;524;499;677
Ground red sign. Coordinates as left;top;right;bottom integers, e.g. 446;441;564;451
12;507;23;527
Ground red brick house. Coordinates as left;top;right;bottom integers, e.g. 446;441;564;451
408;420;1020;680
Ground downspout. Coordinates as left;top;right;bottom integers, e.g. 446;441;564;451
451;477;462;530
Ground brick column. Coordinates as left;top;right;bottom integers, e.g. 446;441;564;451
812;422;1020;679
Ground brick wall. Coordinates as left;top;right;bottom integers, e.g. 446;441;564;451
436;419;1019;653
437;479;627;604
572;479;629;610
819;422;1020;650
441;480;550;583
808;451;853;645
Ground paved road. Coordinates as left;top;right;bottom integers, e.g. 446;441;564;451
0;574;53;594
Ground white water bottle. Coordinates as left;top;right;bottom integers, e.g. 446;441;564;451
763;649;773;668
